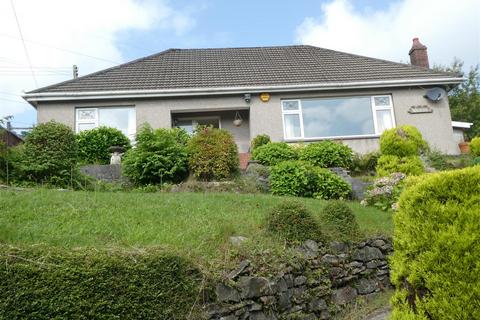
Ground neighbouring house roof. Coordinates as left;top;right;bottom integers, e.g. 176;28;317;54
24;45;463;101
0;125;23;147
452;121;473;129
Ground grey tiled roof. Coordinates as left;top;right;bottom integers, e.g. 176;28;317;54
28;45;459;94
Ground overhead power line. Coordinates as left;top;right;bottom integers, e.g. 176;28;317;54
0;97;28;104
10;0;38;88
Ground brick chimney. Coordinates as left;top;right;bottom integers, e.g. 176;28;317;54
409;37;429;68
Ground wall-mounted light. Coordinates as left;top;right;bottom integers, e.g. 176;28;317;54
244;93;251;103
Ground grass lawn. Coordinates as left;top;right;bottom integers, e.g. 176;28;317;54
0;189;392;261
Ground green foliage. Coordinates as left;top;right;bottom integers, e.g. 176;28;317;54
390;166;480;320
266;200;323;244
351;152;380;175
17;121;78;186
252;142;298;166
321;201;359;238
0;246;204;319
299;140;354;168
269;160;317;197
425;150;453;171
376;155;424;177
380;125;428;157
313;168;352;200
76;126;131;164
0;136;7;180
435;60;480;140
473;156;480;166
123;125;189;185
187;126;239;181
469;136;480;156
251;134;271;150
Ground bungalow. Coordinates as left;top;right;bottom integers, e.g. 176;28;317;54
23;38;464;165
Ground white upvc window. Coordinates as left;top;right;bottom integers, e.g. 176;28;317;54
75;106;136;140
281;95;395;140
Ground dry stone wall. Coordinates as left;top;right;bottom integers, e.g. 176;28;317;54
206;236;393;320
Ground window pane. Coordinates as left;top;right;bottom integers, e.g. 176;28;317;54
196;118;220;129
376;110;393;133
374;96;390;107
176;120;194;135
284;114;301;138
78;109;96;120
78;123;96;132
282;101;299;111
98;108;134;137
302;97;375;138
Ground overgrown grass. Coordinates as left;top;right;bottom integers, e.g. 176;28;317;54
0;189;392;261
334;290;393;320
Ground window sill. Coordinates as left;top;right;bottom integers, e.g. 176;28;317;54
283;135;381;142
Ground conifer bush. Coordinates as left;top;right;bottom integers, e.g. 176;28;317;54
321;201;359;238
266;200;323;244
390;166;480;319
251;134;271;151
470;136;480;156
379;125;427;157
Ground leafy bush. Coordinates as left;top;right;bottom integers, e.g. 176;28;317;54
351;151;380;175
299;140;354;168
470;136;480;156
0;246;204;319
390;166;480;320
362;172;406;211
0;138;7;181
187;126;239;181
252;142;298;166
17;121;78;186
269;160;317;197
321;201;359;238
266;200;323;244
380;125;428;157
376;155;424;177
313;168;352;200
251;134;271;150
473;156;480;166
76;126;131;164
123;125;189;185
425;149;453;171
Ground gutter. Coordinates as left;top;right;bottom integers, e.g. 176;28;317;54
23;77;464;103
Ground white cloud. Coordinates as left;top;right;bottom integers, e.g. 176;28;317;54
296;0;480;69
0;0;195;123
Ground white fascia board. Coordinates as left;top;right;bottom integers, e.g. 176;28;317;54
452;121;473;129
23;77;464;102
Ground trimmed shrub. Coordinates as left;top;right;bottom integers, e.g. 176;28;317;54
376;155;424;177
252;142;298;166
0;246;204;319
76;126;131;164
380;125;428;157
390;166;480;319
321;201;359;238
187;126;239;181
470;136;480;156
313;168;352;200
17;121;78;185
299;141;354;168
123;125;189;185
251;134;271;151
269;160;317;197
266;200;323;244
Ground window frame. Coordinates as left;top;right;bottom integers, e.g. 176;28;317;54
281;95;395;141
75;106;136;140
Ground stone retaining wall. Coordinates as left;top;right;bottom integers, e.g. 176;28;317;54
79;164;122;182
206;236;392;319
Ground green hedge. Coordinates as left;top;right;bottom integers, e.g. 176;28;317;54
379;125;427;157
390;166;480;319
187;127;239;181
376;155;424;177
0;246;204;319
251;142;298;166
123;125;189;185
77;126;131;164
299;140;353;168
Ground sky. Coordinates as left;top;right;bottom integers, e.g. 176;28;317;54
0;0;479;130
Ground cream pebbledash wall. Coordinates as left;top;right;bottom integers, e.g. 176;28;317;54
35;86;459;155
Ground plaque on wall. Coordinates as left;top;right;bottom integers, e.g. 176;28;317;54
408;105;433;114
